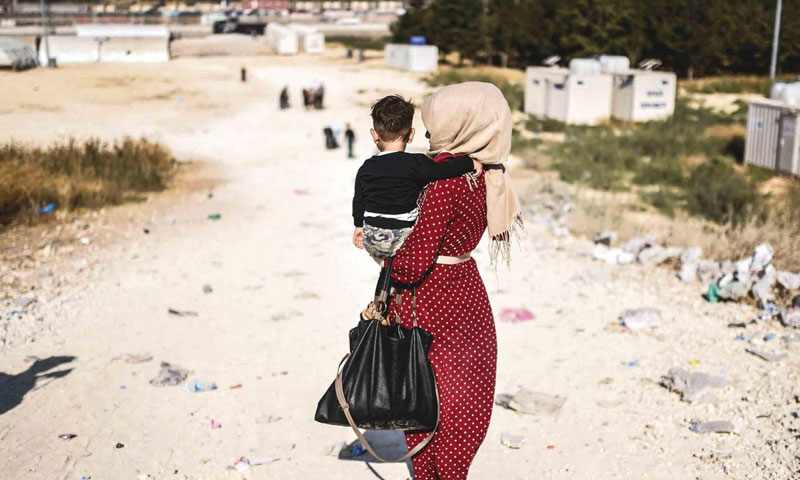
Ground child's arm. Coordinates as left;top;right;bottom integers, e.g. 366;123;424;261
412;154;477;183
352;170;365;228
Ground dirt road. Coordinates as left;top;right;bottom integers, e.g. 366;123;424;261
0;49;797;480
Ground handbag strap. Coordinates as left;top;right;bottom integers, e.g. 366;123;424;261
334;353;440;463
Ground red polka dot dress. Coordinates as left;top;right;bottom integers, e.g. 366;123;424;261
389;154;497;480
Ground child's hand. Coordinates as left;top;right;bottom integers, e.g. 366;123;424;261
472;159;484;175
353;227;364;249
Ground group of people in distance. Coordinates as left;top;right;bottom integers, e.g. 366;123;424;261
278;83;325;111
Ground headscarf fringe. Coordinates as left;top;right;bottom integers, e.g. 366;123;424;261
489;214;525;266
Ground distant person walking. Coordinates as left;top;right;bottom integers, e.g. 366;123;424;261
279;86;290;110
344;123;355;158
323;126;338;149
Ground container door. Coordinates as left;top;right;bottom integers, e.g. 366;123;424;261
777;113;798;175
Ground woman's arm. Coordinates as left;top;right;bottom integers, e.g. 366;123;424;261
391;180;454;285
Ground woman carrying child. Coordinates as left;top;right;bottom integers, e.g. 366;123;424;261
389;82;522;479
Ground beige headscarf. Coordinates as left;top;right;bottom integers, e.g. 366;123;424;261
421;82;523;263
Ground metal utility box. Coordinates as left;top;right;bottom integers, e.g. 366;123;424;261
744;98;800;176
610;71;677;122
384;44;438;73
524;59;613;125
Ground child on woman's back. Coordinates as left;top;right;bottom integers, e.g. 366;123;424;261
351;95;480;262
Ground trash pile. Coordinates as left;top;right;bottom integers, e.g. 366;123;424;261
591;234;800;321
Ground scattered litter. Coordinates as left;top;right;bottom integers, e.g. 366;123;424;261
777;271;800;291
37;203;56;214
619;308;661;330
593;231;617;246
207;213;221;220
143;228;150;234
202;284;213;294
15;296;36;308
781;307;800;329
58;434;77;440
255;414;282;424
499;308;535;323
546;445;555;450
706;284;719;303
638;246;679;267
186;379;217;392
322;441;347;456
165;217;177;225
626;359;640;367
231;456;279;471
5;310;27;317
688;359;700;365
500;433;526;449
596;398;625;408
113;353;153;364
495;389;566;416
690;420;736;434
678;247;703;283
149;362;190;387
271;309;303;321
592;245;635;265
168;308;198;317
79;237;91;245
661;368;727;404
229;383;242;389
115;443;124;449
294;189;310;195
210;419;222;429
764;333;777;341
745;347;787;362
293;291;320;300
623;234;656;256
350;442;366;456
81;476;91;480
717;281;749;301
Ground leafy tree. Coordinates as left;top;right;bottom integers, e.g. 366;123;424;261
427;0;489;63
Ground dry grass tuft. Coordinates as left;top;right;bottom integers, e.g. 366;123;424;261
0;137;175;227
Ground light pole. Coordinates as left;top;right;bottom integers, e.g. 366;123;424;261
39;0;51;67
769;0;782;79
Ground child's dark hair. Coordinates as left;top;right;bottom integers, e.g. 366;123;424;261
371;95;414;142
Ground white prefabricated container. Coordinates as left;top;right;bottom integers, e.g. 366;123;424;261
599;55;630;73
42;24;171;64
384;44;438;73
0;36;38;70
287;24;325;54
75;24;170;38
524;60;613;125
610;70;676;122
744;98;800;176
41;35;170;64
771;81;800;105
266;23;298;55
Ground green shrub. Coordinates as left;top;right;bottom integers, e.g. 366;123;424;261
685;158;762;225
525;115;567;133
639;188;682;217
325;36;390;51
550;127;639;191
684;77;774;96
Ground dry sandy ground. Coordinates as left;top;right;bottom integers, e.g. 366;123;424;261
1;40;799;480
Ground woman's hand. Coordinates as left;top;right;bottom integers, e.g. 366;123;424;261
472;159;483;176
353;227;364;249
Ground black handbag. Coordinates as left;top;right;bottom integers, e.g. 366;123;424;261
314;258;439;462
